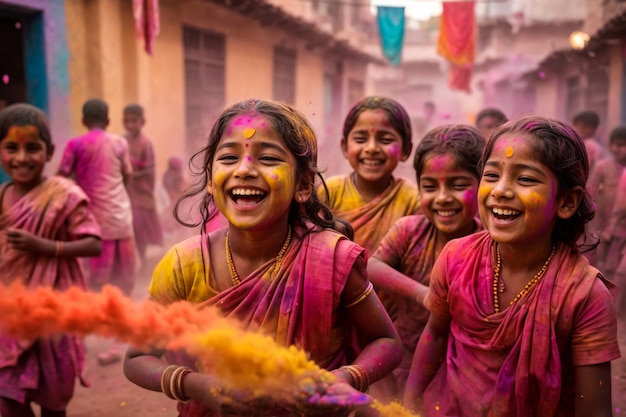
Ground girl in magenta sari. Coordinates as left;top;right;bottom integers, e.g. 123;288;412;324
405;116;619;417
367;125;485;396
123;99;403;416
0;104;102;417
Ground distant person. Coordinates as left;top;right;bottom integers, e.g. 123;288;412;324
603;168;626;317
123;104;163;262
475;107;507;140
587;125;626;269
57;98;136;366
163;155;186;205
0;103;102;417
572;110;604;171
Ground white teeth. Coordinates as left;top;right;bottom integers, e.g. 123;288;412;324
437;210;457;217
362;160;382;166
231;188;265;196
492;207;520;216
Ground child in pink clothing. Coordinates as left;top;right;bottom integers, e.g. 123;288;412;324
405;116;619;417
0;104;102;417
58;98;136;296
123;104;164;261
587;126;626;269
58;98;137;366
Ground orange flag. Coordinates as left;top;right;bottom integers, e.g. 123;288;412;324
437;1;476;92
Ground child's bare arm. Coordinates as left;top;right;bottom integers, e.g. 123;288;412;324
341;266;403;386
403;312;450;412
574;362;612;417
367;256;429;305
5;228;101;257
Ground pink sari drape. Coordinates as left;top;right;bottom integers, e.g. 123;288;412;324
149;226;366;417
424;231;619;417
0;176;100;408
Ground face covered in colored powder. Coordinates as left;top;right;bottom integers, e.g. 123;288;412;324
478;133;564;247
0;125;52;191
419;153;478;241
209;114;298;231
341;109;409;185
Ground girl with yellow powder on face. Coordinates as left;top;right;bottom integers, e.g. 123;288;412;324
123;99;403;416
405;116;619;417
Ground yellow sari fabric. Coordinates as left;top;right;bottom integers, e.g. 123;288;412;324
320;175;420;256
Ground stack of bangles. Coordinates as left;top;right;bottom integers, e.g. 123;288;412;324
161;365;192;403
339;364;369;392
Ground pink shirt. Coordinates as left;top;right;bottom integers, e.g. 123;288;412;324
58;129;134;240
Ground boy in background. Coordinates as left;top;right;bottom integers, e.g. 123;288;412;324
572;110;604;171
123;104;163;262
58;98;136;365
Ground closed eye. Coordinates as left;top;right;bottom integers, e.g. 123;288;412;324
482;172;499;181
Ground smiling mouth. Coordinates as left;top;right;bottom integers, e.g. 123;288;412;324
230;188;267;205
435;209;460;217
360;159;383;167
492;207;521;220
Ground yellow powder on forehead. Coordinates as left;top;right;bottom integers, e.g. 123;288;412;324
505;146;514;158
243;127;256;139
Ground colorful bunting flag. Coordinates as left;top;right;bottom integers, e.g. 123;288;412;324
377;6;406;66
437;1;476;92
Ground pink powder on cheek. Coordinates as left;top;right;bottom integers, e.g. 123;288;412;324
388;144;400;157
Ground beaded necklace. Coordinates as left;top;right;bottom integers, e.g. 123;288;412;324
225;226;292;286
492;243;556;313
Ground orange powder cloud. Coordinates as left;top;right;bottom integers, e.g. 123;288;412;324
0;283;418;416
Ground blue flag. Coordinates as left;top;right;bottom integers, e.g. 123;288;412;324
377;6;405;66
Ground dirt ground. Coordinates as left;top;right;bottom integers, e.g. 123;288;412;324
59;245;626;416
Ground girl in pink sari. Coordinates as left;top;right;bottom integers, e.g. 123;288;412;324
0;104;102;417
405;116;619;417
367;125;485;396
123;99;403;416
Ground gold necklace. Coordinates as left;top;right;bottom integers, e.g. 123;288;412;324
492;243;556;313
225;226;292;286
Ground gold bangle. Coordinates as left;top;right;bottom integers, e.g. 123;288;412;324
55;240;64;257
339;365;369;392
344;282;374;308
161;365;179;400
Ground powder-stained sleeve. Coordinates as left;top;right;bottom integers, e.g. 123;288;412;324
371;218;408;269
65;202;101;239
423;244;452;319
57;140;76;176
570;277;621;366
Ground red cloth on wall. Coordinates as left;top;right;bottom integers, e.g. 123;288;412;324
133;0;160;55
437;1;476;93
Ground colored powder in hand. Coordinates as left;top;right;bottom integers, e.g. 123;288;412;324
0;283;422;416
373;400;422;417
